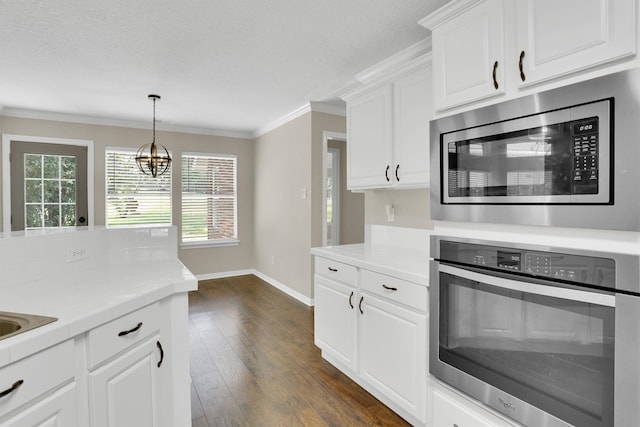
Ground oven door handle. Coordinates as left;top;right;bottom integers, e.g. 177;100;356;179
438;264;615;307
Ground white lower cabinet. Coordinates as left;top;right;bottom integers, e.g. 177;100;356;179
0;384;78;427
89;337;163;427
314;276;358;371
359;293;427;422
314;256;428;425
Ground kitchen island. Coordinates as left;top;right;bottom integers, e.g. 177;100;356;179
0;226;196;426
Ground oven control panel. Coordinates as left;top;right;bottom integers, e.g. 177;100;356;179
440;240;615;289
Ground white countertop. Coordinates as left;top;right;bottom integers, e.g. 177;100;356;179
0;259;197;368
311;243;429;286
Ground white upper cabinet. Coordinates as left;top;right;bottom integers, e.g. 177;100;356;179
346;85;394;189
343;55;433;191
423;0;505;111
421;0;637;112
515;0;636;86
392;65;433;187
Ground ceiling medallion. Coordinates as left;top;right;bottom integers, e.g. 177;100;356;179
135;94;172;177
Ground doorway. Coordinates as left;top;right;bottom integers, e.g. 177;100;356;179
2;135;94;232
322;131;364;246
326;147;340;245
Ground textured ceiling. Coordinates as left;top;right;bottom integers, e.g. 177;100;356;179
0;0;448;138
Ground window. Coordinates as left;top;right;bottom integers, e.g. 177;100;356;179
181;153;237;245
24;153;78;229
105;147;171;226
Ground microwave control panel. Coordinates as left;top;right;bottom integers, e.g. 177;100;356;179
571;117;599;194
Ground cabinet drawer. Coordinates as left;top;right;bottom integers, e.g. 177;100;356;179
361;269;427;312
87;302;160;369
0;340;74;418
315;257;357;286
432;385;515;427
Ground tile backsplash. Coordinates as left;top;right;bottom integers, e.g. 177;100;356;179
0;226;177;288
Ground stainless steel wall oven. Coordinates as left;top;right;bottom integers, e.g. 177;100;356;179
430;69;640;231
430;235;640;427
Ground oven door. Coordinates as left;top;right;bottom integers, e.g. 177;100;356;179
430;262;617;427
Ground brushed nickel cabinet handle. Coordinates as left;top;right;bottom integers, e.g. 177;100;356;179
492;61;499;90
519;50;526;82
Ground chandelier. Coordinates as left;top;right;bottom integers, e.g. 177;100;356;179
135;94;172;177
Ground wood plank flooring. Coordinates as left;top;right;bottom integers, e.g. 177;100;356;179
189;274;411;427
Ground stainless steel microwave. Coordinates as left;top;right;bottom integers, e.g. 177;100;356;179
430;69;640;231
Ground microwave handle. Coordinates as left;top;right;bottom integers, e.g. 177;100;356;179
437;264;615;307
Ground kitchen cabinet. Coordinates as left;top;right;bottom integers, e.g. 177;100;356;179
314;276;358;372
515;0;635;87
87;303;165;427
0;384;78;427
343;57;432;190
313;256;428;425
0;340;76;426
424;0;505;111
421;0;636;112
430;380;516;427
89;337;163;427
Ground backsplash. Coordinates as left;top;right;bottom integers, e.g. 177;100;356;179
0;226;177;288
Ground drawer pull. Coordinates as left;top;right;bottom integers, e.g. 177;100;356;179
0;380;23;399
328;267;338;272
382;284;398;291
118;322;143;337
359;296;364;314
157;341;164;368
349;291;354;309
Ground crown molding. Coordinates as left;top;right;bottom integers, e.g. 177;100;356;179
418;0;484;29
309;101;346;117
253;103;311;138
0;107;255;140
354;37;432;85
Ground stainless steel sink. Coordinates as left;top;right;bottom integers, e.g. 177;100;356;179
0;311;57;341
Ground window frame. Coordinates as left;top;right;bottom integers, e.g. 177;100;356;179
105;146;172;228
180;151;239;248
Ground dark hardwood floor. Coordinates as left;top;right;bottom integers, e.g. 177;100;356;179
189;275;411;427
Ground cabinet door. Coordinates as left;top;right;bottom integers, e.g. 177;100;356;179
314;276;358;371
392;65;432;188
516;0;636;87
431;0;505;111
0;383;77;427
346;85;393;189
358;294;427;422
89;337;163;427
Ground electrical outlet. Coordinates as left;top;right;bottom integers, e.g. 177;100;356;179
66;247;89;262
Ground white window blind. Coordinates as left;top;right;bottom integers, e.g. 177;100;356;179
106;147;171;226
182;153;237;243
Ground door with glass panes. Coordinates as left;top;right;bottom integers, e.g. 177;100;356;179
10;142;88;231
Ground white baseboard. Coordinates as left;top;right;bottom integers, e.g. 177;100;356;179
196;269;314;307
196;269;255;281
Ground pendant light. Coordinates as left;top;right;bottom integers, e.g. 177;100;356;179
135;94;172;177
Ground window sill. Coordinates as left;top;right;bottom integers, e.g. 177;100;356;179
180;239;240;249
